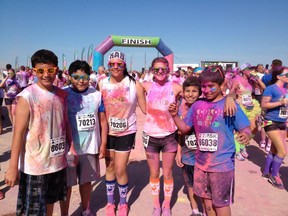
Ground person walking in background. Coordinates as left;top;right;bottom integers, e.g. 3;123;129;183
98;51;146;216
261;66;288;189
141;57;182;216
0;68;21;127
16;65;29;90
4;49;77;216
60;60;108;216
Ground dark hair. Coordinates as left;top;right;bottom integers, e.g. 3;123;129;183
182;76;202;95
272;59;282;67
20;65;25;71
6;64;12;70
58;70;63;80
31;49;58;68
68;60;91;75
269;66;286;85
199;66;225;85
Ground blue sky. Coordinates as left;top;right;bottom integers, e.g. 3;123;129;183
0;0;288;71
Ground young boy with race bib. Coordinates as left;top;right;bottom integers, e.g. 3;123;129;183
5;49;77;216
169;66;251;216
60;60;108;216
175;76;205;216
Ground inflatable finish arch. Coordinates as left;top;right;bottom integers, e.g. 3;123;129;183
93;35;174;72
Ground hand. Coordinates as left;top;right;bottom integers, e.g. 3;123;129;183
99;144;106;159
224;96;237;117
235;132;251;145
5;167;19;188
175;152;184;168
168;102;178;117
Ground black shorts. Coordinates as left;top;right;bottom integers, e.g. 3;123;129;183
264;120;286;132
4;98;15;105
16;169;67;216
107;133;136;152
0;98;3;106
182;164;195;187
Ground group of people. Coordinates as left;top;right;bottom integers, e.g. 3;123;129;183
1;48;287;216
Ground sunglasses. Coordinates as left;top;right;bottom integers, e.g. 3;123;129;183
153;67;169;74
279;73;288;78
71;74;90;81
204;67;224;78
33;67;57;74
242;67;251;71
108;62;125;69
8;72;14;75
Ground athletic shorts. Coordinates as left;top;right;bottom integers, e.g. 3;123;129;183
4;98;15;105
107;133;136;152
0;98;3;106
144;132;177;153
66;154;100;186
264;120;286;132
16;169;67;216
193;167;234;208
182;164;195;188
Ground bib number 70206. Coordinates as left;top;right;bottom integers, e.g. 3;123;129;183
109;117;128;132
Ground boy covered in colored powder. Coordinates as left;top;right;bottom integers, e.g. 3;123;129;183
60;60;108;216
175;76;205;216
169;66;251;216
5;49;77;216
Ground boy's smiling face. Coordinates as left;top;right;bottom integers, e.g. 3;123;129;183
183;86;200;105
201;81;223;102
69;70;90;92
34;63;57;91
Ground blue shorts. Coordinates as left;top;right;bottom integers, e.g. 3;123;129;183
193;167;234;208
16;169;67;216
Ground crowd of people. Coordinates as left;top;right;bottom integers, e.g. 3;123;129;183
0;49;287;216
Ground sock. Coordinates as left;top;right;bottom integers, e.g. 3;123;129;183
150;177;160;208
234;134;241;153
118;183;128;205
271;155;284;177
263;153;274;175
163;178;174;209
106;179;116;204
192;209;200;214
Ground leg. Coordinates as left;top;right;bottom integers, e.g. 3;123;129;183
46;203;54;216
6;104;13;126
203;199;216;216
60;186;72;216
80;182;92;211
215;206;231;216
266;130;287;158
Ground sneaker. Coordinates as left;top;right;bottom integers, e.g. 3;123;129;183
265;144;271;152
240;148;249;158
81;209;93;216
235;152;245;161
118;203;129;216
106;203;116;216
152;207;162;216
162;207;172;216
268;175;284;189
262;173;270;180
190;212;202;216
259;141;266;149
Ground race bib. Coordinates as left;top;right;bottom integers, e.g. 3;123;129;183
279;107;288;119
242;94;252;105
142;131;150;148
185;134;197;150
77;113;96;131
109;117;128;132
50;136;66;157
198;133;218;152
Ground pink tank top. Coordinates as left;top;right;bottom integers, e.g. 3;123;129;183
144;81;177;137
101;76;137;136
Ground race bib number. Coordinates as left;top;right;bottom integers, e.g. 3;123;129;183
242;94;252;105
50;136;66;157
109;117;128;132
279;107;288;119
185;134;197;150
142;131;150;148
76;114;96;131
198;133;218;152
